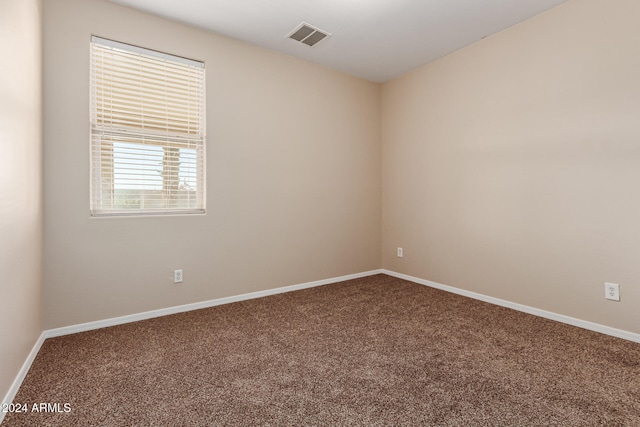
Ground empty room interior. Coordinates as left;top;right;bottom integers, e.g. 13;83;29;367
1;0;639;424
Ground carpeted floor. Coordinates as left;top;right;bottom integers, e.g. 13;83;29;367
3;274;639;426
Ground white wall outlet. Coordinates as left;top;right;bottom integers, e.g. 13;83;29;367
604;282;619;301
174;269;183;284
397;247;403;258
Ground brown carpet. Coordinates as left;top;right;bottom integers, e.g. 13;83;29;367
3;274;640;426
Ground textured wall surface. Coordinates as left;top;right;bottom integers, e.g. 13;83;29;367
0;0;43;405
382;0;640;333
42;0;381;328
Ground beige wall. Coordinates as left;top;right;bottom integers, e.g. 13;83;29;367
0;0;43;403
42;0;381;328
382;0;640;333
4;0;638;406
29;0;640;336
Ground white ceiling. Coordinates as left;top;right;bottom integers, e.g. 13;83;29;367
110;0;569;83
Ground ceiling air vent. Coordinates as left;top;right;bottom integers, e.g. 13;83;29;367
287;22;331;47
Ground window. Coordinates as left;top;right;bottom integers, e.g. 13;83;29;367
90;36;205;216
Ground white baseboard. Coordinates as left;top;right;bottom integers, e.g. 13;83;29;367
1;332;46;424
0;269;382;421
45;269;383;339
5;266;634;425
382;269;640;344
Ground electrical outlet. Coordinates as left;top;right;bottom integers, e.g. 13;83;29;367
605;282;619;301
174;269;183;284
397;247;403;258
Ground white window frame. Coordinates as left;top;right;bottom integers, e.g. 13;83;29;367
90;36;206;216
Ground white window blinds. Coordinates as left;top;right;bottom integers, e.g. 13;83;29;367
90;36;206;216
